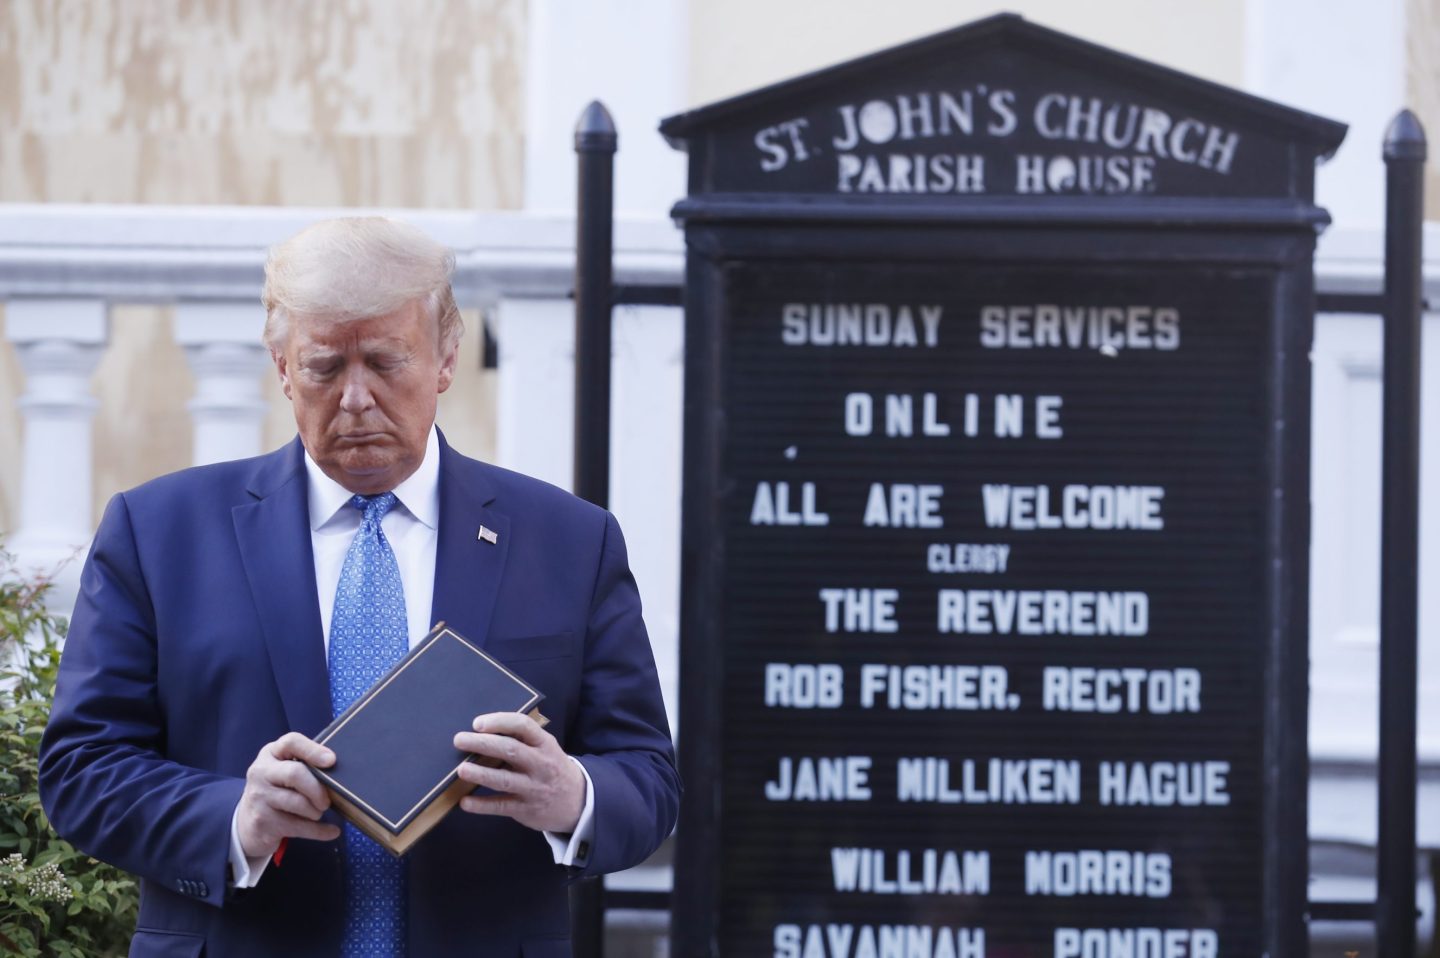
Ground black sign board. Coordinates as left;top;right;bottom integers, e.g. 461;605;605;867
663;14;1345;958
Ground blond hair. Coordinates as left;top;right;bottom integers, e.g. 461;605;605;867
261;217;463;353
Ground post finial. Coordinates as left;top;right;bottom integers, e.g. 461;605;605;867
1383;109;1427;162
575;100;618;153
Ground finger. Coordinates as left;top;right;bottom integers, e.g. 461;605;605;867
471;712;547;746
240;808;341;857
453;731;537;771
459;793;523;818
261;758;333;810
255;785;331;822
269;732;336;768
456;759;529;795
272;812;342;843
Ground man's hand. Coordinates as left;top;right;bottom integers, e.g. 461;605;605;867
453;712;586;834
236;732;343;860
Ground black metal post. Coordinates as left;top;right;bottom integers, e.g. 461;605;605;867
571;99;617;958
1378;108;1425;958
574;100;617;509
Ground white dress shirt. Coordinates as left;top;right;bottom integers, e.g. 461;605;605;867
229;428;594;886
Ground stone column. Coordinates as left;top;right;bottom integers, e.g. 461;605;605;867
173;303;270;466
4;300;109;612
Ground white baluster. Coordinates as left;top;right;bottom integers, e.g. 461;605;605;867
5;300;109;612
173;303;270;466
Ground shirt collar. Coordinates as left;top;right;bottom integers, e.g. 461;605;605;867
304;426;441;532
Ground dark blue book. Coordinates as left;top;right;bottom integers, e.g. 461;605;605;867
309;623;546;856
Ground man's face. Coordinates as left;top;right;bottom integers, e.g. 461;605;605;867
273;301;458;495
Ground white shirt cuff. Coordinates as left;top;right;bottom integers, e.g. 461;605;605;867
228;803;272;889
543;757;595;868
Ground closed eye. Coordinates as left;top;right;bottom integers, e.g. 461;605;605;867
303;357;344;379
366;350;413;373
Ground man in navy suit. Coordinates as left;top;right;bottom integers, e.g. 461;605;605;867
39;217;680;957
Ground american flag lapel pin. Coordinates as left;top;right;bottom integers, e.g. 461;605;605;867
477;525;499;545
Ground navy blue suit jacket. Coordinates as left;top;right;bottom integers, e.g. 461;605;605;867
39;436;679;958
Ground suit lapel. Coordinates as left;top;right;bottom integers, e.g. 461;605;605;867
430;441;508;649
232;439;333;736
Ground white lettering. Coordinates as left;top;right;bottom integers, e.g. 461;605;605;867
820;588;899;633
979;304;1182;351
926;543;1011;574
1098;761;1231;806
859;664;1012;711
1043;667;1201;714
766;756;872;801
938;590;1148;636
898;757;1081;804
831;847;990;895
766;663;844;708
774;924;986;958
863;484;944;528
983;485;1165;531
1025;850;1172;897
845;393;873;436
1054;927;1218;958
750;482;830;526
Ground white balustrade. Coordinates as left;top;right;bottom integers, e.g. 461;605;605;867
173;303;270;466
4;299;109;611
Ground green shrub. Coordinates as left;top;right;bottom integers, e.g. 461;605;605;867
0;557;138;957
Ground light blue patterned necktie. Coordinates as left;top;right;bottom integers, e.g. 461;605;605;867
329;492;408;958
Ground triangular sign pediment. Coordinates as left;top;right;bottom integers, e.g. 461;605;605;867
661;13;1346;202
